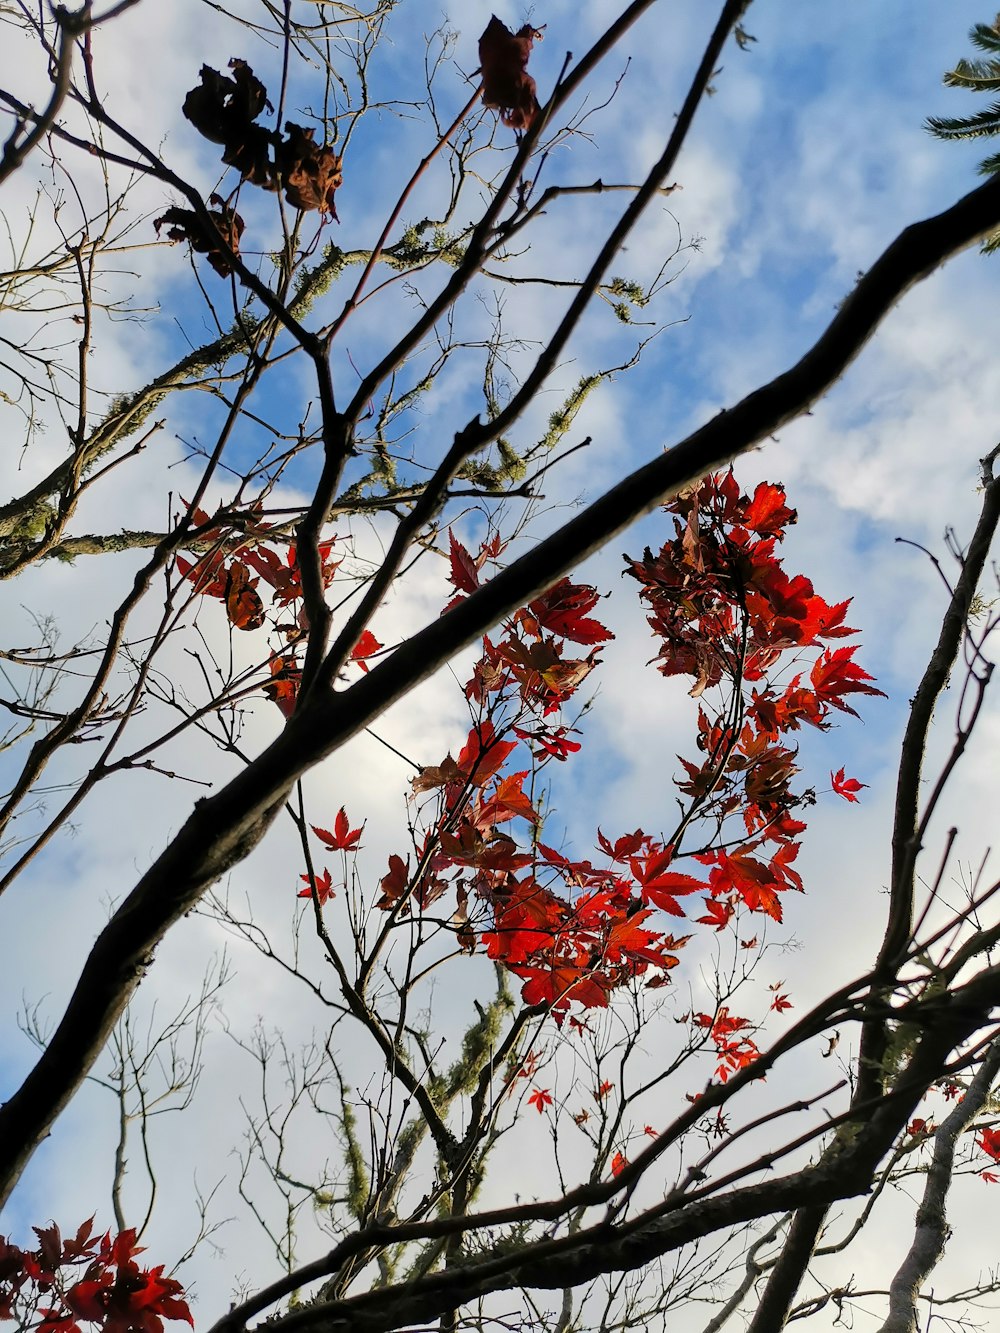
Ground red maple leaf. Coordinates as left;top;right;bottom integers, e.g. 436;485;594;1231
176;551;227;599
597;828;646;862
224;560;266;630
706;849;785;923
513;724;582;761
263;655;301;718
456;720;518;787
350;629;383;672
377;854;410;909
741;480;797;535
811;645;886;716
474;771;538;828
630;846;704;917
448;529;480;594
831;767;867;802
312;807;364;852
697;897;733;931
518;961;609;1012
522;578;614;645
527;1087;553;1114
298;867;335;904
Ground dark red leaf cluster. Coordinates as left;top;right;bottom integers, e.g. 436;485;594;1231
276;122;343;215
315;475;882;1028
176;550;264;629
176;505;341;717
182;58;273;182
0;1221;191;1333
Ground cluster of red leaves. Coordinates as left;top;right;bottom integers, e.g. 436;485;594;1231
625;471;883;929
175;503;345;718
691;1008;760;1083
0;1220;191;1333
328;480;879;1037
479;16;543;131
158;59;342;274
377;532;685;1016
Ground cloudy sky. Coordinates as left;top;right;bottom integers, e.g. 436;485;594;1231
3;1;1000;1329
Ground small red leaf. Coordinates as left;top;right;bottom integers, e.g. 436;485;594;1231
527;1087;553;1114
351;629;383;672
298;867;335;904
831;767;867;803
448;529;480;594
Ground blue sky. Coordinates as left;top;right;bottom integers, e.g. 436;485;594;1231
3;2;1000;1329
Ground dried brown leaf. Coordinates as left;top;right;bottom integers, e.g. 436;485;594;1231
154;195;245;278
479;15;543;131
276;123;343;217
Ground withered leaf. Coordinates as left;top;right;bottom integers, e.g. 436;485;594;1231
183;59;270;136
154;195;245;277
276;123;342;217
183;59;275;186
225;560;266;630
179;61;342;217
479;15;542;131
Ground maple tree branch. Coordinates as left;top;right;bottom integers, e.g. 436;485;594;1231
0;4;83;188
889;444;1000;955
340;0;675;425
324;85;483;344
878;1035;1000;1333
744;1204;827;1333
314;419;488;692
858;444;1000;1105
207;968;1000;1333
199;951;995;1333
697;1215;788;1333
0;358;268;887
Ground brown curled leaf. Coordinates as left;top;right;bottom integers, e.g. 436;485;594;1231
154;196;245;278
479;15;543;131
276;123;343;217
182;59;275;186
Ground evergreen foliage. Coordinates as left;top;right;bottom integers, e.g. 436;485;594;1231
928;16;1000;250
